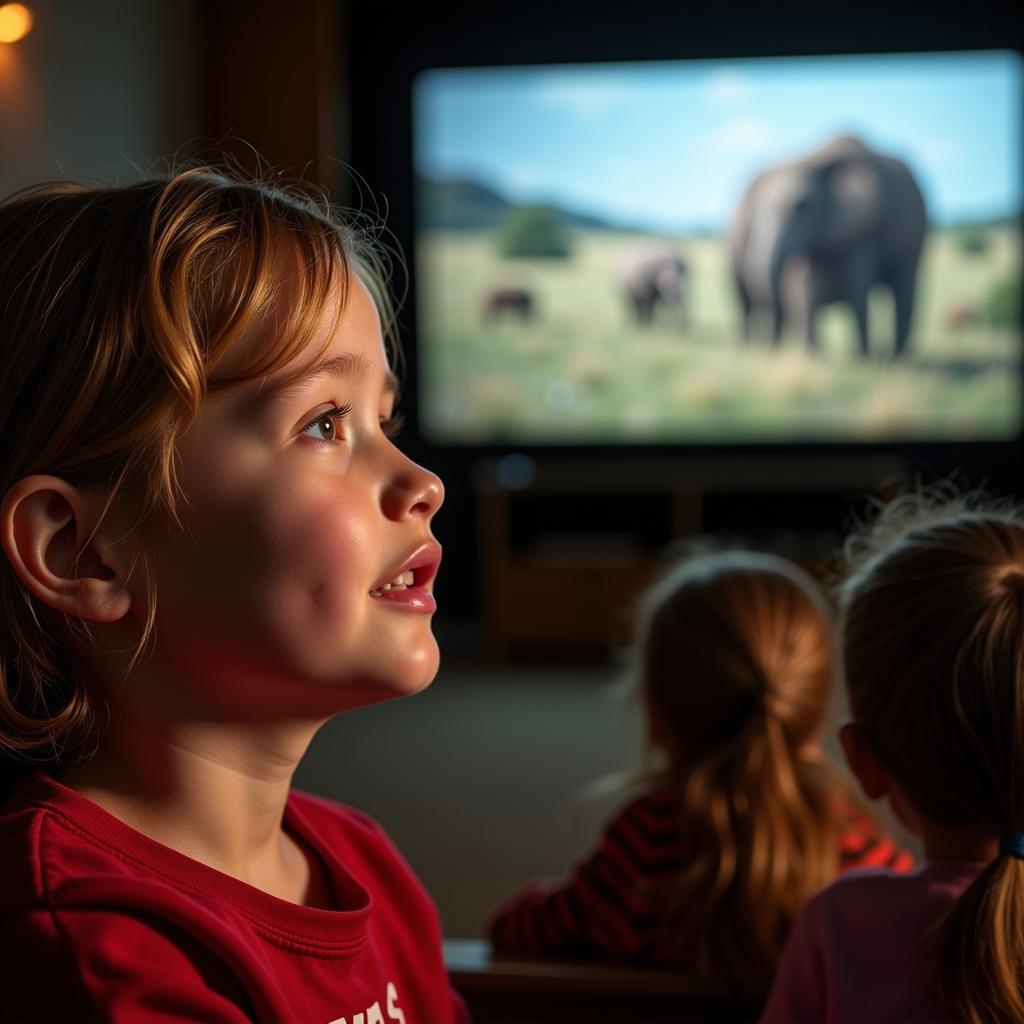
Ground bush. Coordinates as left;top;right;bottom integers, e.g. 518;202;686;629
497;206;571;259
981;278;1021;327
954;228;990;256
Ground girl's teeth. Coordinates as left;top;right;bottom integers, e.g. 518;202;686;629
370;571;415;597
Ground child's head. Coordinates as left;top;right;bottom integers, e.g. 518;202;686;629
837;491;1024;1023
629;547;840;994
0;169;443;776
635;548;834;769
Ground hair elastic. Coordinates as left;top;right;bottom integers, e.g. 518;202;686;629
999;834;1024;859
1001;571;1024;598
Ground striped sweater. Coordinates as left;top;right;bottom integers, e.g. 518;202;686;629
487;785;914;963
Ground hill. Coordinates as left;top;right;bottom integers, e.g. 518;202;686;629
416;175;628;232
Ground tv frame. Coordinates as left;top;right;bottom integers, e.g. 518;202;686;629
346;0;1024;489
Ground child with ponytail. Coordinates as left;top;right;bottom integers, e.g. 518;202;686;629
487;549;911;999
762;491;1024;1023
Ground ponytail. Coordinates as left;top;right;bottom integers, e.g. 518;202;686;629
661;710;840;995
937;852;1024;1024
634;549;843;995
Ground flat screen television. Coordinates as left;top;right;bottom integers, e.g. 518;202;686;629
348;2;1023;468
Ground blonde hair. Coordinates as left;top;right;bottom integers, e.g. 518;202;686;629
839;489;1024;1024
633;548;845;995
0;168;396;779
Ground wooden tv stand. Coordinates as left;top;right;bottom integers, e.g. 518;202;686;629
473;454;906;658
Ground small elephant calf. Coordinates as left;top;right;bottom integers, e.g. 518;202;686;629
481;286;535;323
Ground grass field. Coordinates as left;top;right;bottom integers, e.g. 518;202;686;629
416;228;1021;444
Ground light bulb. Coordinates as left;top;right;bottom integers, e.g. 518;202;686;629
0;3;33;44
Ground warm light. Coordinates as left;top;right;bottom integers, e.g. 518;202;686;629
0;3;33;44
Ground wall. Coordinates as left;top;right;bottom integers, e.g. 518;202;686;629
0;0;344;197
0;0;201;195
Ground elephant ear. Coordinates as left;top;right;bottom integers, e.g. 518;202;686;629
815;156;886;249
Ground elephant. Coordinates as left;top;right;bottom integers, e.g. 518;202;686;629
727;134;927;358
481;285;535;323
618;242;688;327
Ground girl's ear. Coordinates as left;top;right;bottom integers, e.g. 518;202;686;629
839;720;890;800
1;475;134;624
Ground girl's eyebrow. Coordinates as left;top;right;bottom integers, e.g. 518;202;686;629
256;353;399;405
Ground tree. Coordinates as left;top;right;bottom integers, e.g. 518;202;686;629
497;206;571;259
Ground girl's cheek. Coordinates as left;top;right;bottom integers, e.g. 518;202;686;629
264;487;367;573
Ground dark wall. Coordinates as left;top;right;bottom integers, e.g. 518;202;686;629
199;0;350;200
0;0;201;195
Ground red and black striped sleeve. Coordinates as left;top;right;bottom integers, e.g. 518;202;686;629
486;789;680;958
833;797;916;874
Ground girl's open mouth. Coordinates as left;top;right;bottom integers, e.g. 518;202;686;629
369;543;441;612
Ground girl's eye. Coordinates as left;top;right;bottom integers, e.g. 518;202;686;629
300;404;351;445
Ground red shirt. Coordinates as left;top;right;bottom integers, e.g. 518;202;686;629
0;771;466;1023
488;785;915;964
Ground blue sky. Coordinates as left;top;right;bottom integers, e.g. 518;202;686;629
415;50;1022;233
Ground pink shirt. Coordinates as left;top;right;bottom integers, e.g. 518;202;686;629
0;770;467;1023
760;861;985;1023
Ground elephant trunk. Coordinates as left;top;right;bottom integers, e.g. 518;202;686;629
745;219;789;309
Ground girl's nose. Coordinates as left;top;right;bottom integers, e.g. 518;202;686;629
382;455;444;522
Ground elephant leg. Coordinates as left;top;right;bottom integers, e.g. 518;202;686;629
770;300;784;347
736;285;753;343
891;271;917;359
803;310;820;354
851;292;869;359
795;286;819;353
784;262;819;353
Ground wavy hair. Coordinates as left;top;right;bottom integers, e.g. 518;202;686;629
839;488;1024;1024
631;548;847;995
0;168;397;784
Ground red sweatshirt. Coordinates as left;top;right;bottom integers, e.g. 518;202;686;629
0;771;466;1023
488;785;915;963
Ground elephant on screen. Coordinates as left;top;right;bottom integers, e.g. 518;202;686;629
618;243;688;328
728;134;927;357
481;285;535;323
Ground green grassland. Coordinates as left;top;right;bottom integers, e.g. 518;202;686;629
416;228;1021;444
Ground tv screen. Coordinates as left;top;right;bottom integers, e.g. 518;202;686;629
412;50;1022;446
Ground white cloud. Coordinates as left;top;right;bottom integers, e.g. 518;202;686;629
607;156;648;182
916;137;960;168
705;116;774;156
531;75;630;121
705;69;752;106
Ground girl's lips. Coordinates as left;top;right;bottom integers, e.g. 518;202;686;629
369;541;441;613
370;586;437;613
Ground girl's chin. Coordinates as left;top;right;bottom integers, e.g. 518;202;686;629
353;644;441;698
395;650;441;694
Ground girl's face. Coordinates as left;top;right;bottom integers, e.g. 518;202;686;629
136;274;444;719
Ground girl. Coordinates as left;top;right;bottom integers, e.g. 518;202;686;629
761;492;1024;1023
487;549;912;998
0;170;465;1022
